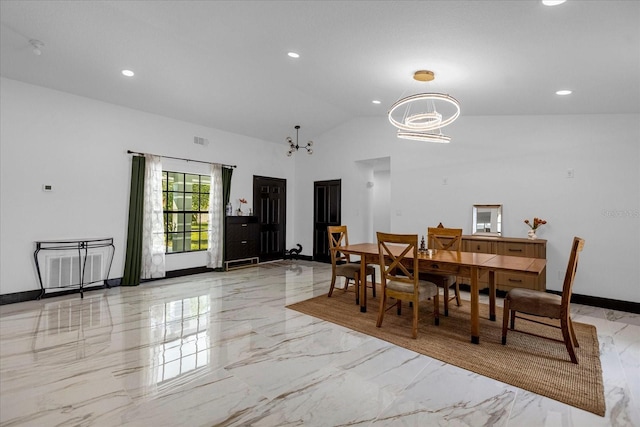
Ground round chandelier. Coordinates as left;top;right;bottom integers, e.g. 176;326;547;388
388;70;460;143
286;125;313;156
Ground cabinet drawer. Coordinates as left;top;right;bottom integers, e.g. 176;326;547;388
464;240;494;254
497;242;535;257
226;239;258;260
418;260;461;274
496;272;537;290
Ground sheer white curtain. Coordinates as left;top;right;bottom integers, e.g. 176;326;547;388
142;154;166;278
207;164;224;268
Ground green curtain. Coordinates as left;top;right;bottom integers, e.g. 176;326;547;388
122;156;146;286
220;167;233;268
222;167;233;210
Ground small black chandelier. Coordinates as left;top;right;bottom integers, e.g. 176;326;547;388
286;125;313;156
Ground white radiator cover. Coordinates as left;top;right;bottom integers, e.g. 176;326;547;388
45;253;103;289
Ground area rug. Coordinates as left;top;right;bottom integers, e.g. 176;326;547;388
287;289;605;416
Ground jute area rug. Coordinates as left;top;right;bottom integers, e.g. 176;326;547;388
287;288;605;416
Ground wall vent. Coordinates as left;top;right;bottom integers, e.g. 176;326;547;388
45;254;103;289
193;136;209;146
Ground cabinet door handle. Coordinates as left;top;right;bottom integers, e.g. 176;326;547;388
508;278;523;283
241;240;247;244
477;245;481;251
509;248;523;252
241;224;248;227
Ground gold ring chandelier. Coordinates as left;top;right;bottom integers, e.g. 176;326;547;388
388;70;460;143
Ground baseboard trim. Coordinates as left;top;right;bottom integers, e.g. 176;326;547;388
548;290;640;314
164;266;216;278
3;270;638;314
457;284;639;314
284;254;313;261
0;290;42;305
0;280;118;305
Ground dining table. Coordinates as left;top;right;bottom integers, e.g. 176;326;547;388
334;243;547;344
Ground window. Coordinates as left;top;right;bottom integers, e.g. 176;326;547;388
162;171;210;253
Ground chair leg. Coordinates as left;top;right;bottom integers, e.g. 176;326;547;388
568;317;579;348
412;298;419;338
443;284;450;316
343;277;349;292
354;273;360;305
561;314;579;364
376;290;386;328
453;280;461;306
433;293;440;326
371;270;376;298
328;272;337;297
397;300;402;315
501;298;510;344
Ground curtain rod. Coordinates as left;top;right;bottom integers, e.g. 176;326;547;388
127;150;236;168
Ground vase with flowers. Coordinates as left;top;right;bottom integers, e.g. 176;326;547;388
237;198;247;216
524;217;547;240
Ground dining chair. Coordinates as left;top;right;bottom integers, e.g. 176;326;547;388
423;226;463;316
501;237;585;364
376;232;439;339
327;225;376;304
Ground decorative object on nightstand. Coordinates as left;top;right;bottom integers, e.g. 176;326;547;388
236;198;247;216
524;217;547;240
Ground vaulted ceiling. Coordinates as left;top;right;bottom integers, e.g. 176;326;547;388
1;1;638;144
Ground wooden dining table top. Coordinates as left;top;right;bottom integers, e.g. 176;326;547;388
336;243;546;275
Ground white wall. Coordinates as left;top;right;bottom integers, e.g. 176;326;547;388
372;170;391;240
0;77;295;295
2;76;639;304
292;115;640;303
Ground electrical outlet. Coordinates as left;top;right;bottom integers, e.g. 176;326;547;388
566;168;574;178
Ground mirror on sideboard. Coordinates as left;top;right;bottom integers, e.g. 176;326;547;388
472;204;502;236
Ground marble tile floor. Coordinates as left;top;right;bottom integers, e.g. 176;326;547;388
1;260;638;426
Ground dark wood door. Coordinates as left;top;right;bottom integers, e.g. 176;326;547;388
313;179;341;263
253;176;286;262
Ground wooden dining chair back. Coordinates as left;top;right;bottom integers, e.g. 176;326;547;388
376;232;439;339
424;226;463;316
502;237;585;364
327;225;375;304
428;226;463;252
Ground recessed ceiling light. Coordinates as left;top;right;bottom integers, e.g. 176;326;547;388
287;52;300;58
29;39;44;56
556;89;572;95
542;0;566;6
121;69;135;77
372;100;381;104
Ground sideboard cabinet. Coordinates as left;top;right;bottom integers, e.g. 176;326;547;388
460;235;546;292
225;216;259;270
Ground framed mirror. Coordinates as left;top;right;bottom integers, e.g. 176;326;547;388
472;204;502;236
